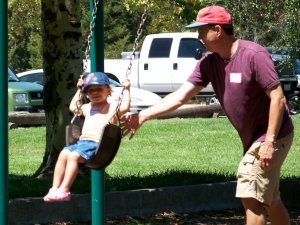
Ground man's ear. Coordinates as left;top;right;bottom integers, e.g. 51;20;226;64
214;25;223;37
214;25;222;32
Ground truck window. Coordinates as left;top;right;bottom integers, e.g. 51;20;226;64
148;38;173;58
178;38;204;58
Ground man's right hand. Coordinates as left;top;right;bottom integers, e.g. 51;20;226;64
121;113;144;140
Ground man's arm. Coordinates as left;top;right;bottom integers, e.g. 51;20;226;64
259;84;286;169
123;82;203;138
265;84;286;141
140;82;203;121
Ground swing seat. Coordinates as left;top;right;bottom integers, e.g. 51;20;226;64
66;121;122;169
66;123;81;146
87;123;122;169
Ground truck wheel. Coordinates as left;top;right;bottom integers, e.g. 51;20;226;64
105;72;120;83
207;97;220;105
287;93;300;114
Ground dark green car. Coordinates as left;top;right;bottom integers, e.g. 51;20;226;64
8;68;44;112
267;48;300;114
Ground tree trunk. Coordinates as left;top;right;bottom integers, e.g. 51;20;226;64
34;0;82;177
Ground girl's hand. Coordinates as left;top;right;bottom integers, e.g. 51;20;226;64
77;76;84;89
122;79;130;90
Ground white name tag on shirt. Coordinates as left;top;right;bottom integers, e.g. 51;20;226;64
230;73;242;83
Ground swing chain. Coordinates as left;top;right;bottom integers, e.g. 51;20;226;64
83;0;100;75
75;0;100;115
125;1;150;79
75;0;150;121
115;1;150;121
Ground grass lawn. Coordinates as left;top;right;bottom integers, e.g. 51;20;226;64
8;115;300;198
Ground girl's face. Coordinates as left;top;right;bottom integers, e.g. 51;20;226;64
86;85;111;104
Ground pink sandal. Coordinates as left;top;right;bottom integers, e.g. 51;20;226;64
43;188;57;202
43;188;71;202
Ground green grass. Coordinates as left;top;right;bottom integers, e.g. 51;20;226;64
8;115;300;198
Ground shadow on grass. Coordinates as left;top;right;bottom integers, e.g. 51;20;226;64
9;170;300;199
106;170;236;192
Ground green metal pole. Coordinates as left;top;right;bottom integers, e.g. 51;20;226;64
90;1;105;225
0;0;8;224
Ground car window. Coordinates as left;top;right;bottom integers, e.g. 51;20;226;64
8;68;19;82
295;59;300;74
178;38;205;58
19;73;44;84
148;38;173;58
267;48;294;76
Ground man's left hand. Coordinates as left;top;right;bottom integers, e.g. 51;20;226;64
259;141;276;170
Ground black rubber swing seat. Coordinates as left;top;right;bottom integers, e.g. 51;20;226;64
66;119;122;170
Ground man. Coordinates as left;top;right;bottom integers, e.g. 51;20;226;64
122;5;294;225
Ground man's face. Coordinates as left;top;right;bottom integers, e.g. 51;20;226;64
197;25;219;51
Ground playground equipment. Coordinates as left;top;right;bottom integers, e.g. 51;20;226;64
0;1;8;224
66;0;149;171
82;1;149;224
0;0;149;224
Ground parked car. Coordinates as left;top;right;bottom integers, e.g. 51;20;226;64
296;74;300;88
17;69;44;85
267;48;300;114
8;68;44;113
17;69;162;112
295;59;300;89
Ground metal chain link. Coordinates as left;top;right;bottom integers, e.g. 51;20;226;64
75;0;150;120
82;0;100;75
76;0;100;114
115;0;150;120
125;1;150;79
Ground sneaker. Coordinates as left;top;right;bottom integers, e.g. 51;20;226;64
44;189;71;202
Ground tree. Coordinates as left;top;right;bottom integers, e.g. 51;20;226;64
8;0;42;72
8;0;300;72
66;0;144;59
103;0;132;58
125;0;187;34
224;0;285;46
280;0;300;59
34;0;82;177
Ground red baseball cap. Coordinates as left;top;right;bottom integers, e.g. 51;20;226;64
186;5;232;29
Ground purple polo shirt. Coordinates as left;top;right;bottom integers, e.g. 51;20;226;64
188;40;294;153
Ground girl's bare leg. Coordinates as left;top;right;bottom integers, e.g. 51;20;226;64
52;149;70;188
59;151;86;192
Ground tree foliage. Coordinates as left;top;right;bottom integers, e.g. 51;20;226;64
81;0;133;58
8;0;42;73
226;0;285;46
9;0;299;72
280;0;300;59
103;1;132;58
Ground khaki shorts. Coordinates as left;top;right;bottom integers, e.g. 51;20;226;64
236;131;294;206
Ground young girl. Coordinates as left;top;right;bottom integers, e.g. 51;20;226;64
43;72;130;202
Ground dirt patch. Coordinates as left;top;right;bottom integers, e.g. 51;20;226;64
43;208;300;225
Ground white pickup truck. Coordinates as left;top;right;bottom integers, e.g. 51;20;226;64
103;32;215;101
